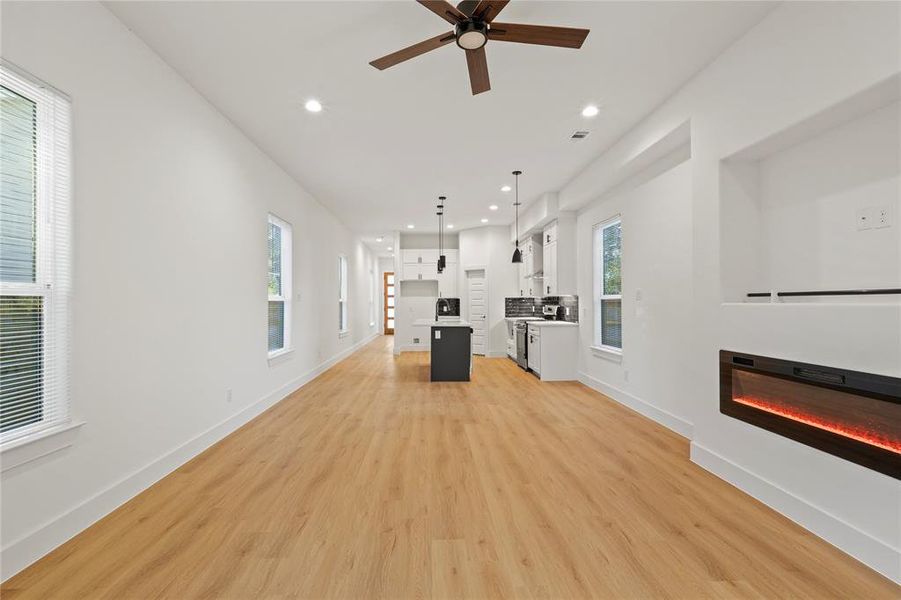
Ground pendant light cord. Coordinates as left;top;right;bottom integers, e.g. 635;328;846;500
514;170;521;246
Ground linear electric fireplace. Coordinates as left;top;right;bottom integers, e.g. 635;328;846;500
720;351;900;479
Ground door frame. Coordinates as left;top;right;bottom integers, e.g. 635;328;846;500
464;266;489;356
383;271;395;335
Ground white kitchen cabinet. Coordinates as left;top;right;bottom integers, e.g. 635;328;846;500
527;325;541;374
529;322;578;381
543;221;558;245
401;248;456;283
540;214;576;296
403;249;439;264
543;240;557;296
402;262;438;281
518;234;543;296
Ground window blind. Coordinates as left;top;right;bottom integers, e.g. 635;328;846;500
0;63;72;444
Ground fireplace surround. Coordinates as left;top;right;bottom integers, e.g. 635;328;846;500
720;351;900;479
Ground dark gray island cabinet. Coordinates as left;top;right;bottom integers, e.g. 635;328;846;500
416;319;472;382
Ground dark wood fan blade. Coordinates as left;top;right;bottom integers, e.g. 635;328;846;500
457;0;480;16
417;0;466;25
487;22;589;49
370;32;455;70
465;47;490;95
471;0;510;22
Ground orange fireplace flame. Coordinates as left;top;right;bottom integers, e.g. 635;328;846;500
734;396;901;455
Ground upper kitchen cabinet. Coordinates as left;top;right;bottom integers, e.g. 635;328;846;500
401;248;457;296
542;213;576;296
519;234;543;296
543;240;558;296
402;249;439;264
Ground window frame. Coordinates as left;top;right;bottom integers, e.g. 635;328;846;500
267;213;292;359
0;62;73;449
338;255;348;335
592;215;623;357
368;268;375;328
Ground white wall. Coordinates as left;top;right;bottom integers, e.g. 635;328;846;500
758;101;900;293
0;1;378;580
458;226;519;356
565;1;900;581
577;158;695;437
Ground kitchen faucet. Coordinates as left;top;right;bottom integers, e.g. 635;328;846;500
435;297;451;321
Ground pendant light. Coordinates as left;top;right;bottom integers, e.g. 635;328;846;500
511;170;523;263
437;196;446;273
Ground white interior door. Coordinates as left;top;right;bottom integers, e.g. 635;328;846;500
467;269;487;356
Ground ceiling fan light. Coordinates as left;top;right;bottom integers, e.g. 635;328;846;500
455;21;489;50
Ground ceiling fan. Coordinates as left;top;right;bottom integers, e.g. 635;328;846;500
369;0;590;95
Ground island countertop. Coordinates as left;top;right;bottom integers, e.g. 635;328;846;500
413;319;472;328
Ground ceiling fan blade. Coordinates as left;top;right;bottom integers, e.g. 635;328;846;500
465;47;490;95
471;0;510;22
487;22;590;49
370;31;455;70
417;0;466;25
456;0;480;16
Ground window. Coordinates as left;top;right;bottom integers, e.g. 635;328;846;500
267;214;292;356
368;268;375;327
593;216;622;352
338;255;348;334
1;64;72;445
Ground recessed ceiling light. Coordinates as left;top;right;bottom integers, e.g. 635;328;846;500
304;99;323;113
489;204;498;211
387;246;393;251
376;236;384;242
447;224;454;229
581;104;599;118
501;185;511;192
481;218;488;223
406;224;415;229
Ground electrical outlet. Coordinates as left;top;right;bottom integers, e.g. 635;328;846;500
874;206;892;229
226;388;233;403
857;205;892;231
413;337;420;344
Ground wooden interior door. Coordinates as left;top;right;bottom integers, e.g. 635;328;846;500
383;272;395;335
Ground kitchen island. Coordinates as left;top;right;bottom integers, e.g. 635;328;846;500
413;319;472;382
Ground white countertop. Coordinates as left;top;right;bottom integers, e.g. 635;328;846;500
527;321;579;327
413;319;472;328
504;317;544;322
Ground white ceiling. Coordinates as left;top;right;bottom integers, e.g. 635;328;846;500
107;0;774;255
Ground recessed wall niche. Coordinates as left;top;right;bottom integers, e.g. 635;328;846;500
720;75;901;303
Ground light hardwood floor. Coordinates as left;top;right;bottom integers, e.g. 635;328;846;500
3;336;897;599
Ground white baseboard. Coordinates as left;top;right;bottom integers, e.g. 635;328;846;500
577;371;694;439
691;441;900;585
0;333;379;582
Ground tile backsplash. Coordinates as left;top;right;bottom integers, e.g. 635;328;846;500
505;295;579;322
